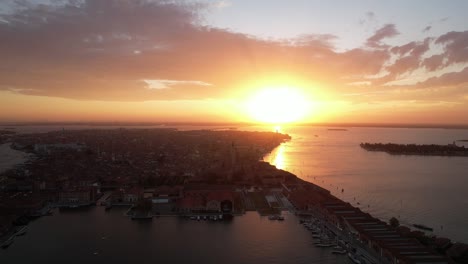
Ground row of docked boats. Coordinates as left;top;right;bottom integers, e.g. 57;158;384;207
189;214;224;221
301;218;349;255
300;218;366;264
1;226;28;249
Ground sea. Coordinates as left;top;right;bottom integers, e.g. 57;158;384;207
0;124;467;263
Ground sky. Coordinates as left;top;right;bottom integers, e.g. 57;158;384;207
0;0;467;124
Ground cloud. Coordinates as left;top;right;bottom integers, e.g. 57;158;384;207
0;0;467;106
416;67;468;88
213;0;231;9
422;54;445;71
366;24;399;48
0;0;386;101
435;31;468;66
359;11;376;25
422;26;432;33
144;79;212;90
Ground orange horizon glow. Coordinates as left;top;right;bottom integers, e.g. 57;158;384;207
1;1;468;125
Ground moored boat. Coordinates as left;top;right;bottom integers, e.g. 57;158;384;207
15;226;28;236
332;249;347;254
316;243;334;247
268;215;278;220
1;238;14;249
413;224;433;231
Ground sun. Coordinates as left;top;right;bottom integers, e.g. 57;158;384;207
245;87;309;124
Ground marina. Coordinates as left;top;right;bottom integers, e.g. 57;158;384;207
0;208;351;264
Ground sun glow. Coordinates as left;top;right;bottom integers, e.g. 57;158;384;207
245;87;309;124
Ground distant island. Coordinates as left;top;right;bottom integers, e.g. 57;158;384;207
360;142;468;157
327;128;348;131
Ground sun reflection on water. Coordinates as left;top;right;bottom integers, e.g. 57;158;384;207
272;144;285;170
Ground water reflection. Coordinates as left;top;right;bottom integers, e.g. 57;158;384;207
267;144;286;170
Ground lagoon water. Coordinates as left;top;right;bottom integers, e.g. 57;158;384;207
1;124;467;263
0;208;349;264
263;126;468;243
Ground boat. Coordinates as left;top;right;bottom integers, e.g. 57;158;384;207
268;215;278;220
332;249;347;254
15;226;28;236
413;224;433;231
131;212;153;220
348;253;361;264
316;243;334;247
1;238;14;249
268;214;284;221
190;216;196;220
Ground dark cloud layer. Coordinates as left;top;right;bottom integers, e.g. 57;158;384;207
0;0;467;102
366;24;399;48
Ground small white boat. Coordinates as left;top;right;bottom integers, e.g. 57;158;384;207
268;215;278;220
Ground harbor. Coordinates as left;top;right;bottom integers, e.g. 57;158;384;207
0;208;351;264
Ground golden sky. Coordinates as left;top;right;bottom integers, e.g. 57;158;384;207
0;0;467;124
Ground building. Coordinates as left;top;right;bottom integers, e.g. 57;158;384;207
58;187;97;206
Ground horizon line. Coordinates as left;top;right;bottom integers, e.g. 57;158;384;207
1;121;468;129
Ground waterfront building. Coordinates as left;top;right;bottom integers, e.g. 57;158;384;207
151;186;183;214
285;183;452;264
58;187;97;206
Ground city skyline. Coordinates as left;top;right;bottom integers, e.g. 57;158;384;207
1;0;468;124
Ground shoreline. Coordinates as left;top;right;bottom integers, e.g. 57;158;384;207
0;143;31;174
1;127;465;262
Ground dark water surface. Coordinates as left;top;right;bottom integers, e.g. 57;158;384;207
0;208;349;264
